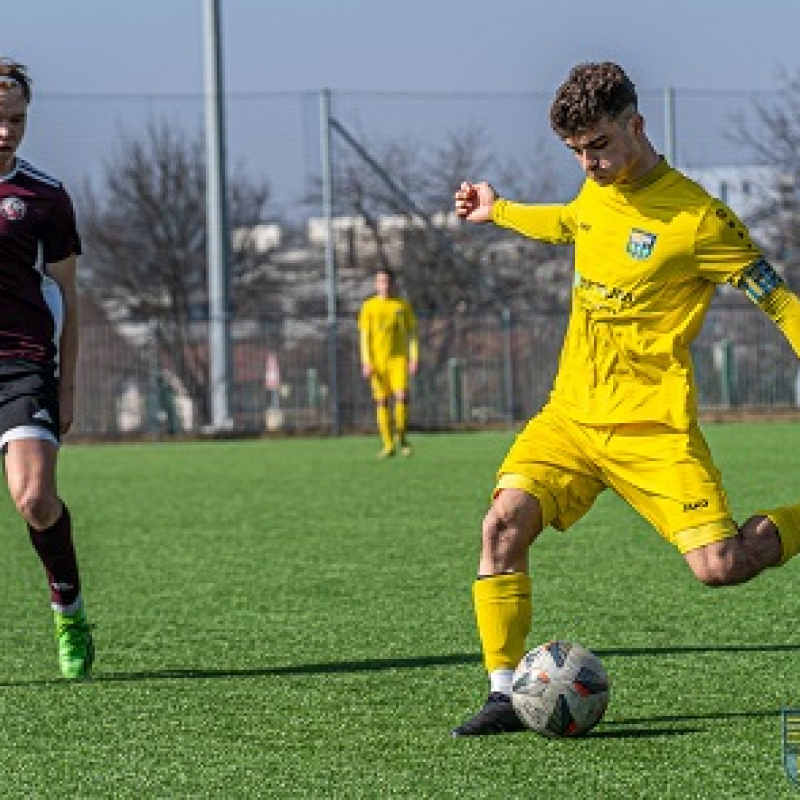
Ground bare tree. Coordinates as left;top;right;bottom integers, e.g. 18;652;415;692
731;68;800;281
316;125;568;312
79;118;277;424
719;72;800;406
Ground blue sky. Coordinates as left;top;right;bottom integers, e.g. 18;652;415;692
2;0;797;219
3;0;800;95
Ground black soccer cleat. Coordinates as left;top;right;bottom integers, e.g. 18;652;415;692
451;692;528;737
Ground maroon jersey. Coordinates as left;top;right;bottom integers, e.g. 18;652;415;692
0;158;81;365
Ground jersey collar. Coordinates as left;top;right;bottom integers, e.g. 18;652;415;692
613;157;671;195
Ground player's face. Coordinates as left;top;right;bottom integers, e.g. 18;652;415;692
375;271;392;298
0;86;27;174
563;112;646;186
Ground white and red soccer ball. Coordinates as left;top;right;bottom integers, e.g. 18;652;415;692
511;640;610;737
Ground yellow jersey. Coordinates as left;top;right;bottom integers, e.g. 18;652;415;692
492;159;762;430
358;295;418;368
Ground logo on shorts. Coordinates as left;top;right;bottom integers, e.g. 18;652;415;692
626;228;657;260
782;708;800;789
682;498;709;512
0;195;26;221
31;408;53;424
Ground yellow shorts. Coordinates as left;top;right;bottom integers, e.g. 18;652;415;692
369;357;409;401
495;404;737;554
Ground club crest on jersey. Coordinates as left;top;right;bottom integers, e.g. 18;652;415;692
626;228;657;260
0;196;26;221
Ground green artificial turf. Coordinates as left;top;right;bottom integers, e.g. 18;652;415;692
0;424;797;798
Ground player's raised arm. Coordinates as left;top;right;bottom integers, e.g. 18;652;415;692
456;180;578;244
696;201;800;360
454;181;498;223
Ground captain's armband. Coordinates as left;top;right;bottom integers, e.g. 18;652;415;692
738;257;784;303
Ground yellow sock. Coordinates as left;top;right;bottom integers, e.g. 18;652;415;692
394;400;408;441
473;572;532;673
761;504;800;565
376;404;393;449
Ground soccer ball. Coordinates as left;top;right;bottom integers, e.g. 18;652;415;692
511;640;610;737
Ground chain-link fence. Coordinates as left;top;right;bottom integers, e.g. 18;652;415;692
71;304;800;440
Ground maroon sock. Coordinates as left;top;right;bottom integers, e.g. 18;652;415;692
28;504;82;611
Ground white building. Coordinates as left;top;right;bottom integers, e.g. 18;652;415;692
683;165;780;219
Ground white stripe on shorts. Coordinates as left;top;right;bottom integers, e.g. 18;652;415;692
1;425;59;451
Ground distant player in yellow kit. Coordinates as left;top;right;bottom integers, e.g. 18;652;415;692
451;62;800;736
358;267;418;457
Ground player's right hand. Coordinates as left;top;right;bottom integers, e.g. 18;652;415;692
454;181;497;223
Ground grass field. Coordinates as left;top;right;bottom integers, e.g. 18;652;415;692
0;424;798;798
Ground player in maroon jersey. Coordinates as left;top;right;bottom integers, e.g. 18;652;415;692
0;59;93;679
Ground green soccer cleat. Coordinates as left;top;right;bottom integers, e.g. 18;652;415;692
377;445;396;459
54;605;95;680
398;438;413;457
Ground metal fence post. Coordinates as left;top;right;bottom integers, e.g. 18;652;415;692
320;88;340;435
448;357;463;423
714;339;737;408
501;306;514;427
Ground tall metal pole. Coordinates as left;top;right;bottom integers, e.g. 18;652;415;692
663;86;676;166
204;0;232;430
320;89;340;434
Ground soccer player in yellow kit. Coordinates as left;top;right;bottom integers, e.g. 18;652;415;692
451;62;800;736
358;267;419;457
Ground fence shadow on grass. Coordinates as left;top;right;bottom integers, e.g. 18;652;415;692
0;652;482;688
592;707;780;739
587;727;703;739
2;641;799;693
95;652;482;683
596;642;800;657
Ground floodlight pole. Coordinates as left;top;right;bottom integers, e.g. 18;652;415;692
663;86;676;166
204;0;232;430
320;89;341;435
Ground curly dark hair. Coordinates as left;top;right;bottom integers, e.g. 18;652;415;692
549;62;636;137
0;58;31;103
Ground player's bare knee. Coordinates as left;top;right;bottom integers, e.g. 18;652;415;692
13;488;58;530
687;544;738;586
691;560;733;586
